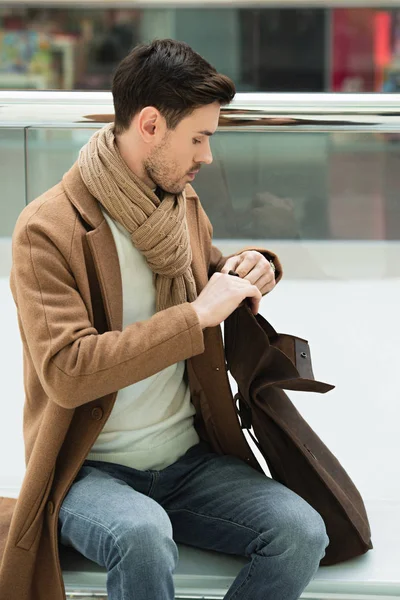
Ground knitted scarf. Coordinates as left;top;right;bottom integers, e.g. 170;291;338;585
78;123;197;312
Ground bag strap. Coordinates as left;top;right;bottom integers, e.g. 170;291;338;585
234;392;263;452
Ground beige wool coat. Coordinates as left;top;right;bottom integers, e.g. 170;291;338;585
0;162;281;600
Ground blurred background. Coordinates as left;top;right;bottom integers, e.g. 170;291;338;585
2;2;400;93
2;1;400;244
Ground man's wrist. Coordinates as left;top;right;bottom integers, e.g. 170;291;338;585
191;301;207;330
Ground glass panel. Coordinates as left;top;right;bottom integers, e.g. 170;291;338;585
196;132;329;241
0;128;25;236
26;126;400;245
196;130;400;242
26;128;94;202
2;5;400;93
0;127;26;492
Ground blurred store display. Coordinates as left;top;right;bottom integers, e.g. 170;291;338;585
0;30;76;89
0;8;140;89
2;5;400;92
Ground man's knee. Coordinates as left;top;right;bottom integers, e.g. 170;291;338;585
112;507;178;570
250;501;329;563
293;507;329;560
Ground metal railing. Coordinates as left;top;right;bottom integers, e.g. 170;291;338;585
2;91;400;131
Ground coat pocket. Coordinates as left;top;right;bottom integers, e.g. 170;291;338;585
16;466;55;551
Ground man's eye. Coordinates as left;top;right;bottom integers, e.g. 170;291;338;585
193;139;201;145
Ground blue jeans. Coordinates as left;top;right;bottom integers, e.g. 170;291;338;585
58;441;329;599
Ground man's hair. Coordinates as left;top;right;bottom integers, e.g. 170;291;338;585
112;38;236;134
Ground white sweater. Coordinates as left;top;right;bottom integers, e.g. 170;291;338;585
87;209;200;470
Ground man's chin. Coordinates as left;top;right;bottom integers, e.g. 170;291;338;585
163;184;187;195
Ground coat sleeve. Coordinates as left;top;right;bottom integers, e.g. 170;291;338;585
10;216;205;410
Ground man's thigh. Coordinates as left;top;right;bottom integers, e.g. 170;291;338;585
58;463;173;566
161;449;326;557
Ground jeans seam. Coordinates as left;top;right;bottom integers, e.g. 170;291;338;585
167;507;261;536
229;554;258;600
60;506;126;600
147;471;159;498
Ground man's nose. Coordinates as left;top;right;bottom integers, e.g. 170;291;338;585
197;141;213;165
202;149;213;165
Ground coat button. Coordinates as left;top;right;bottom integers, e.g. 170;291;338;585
47;501;54;515
91;407;103;421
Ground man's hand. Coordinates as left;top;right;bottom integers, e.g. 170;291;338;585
221;251;276;295
191;272;262;329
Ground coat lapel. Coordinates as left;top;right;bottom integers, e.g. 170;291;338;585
62;163;123;331
86;223;123;331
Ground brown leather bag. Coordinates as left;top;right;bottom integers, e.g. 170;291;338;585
224;304;373;565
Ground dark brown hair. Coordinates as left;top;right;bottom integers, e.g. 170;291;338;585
112;38;235;134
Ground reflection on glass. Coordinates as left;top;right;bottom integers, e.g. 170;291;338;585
26;127;400;241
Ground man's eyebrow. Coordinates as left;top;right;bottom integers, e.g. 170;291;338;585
196;130;215;136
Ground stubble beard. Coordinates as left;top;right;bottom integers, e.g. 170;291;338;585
144;137;186;196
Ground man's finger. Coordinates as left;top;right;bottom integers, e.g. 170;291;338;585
253;271;275;292
260;278;276;296
247;286;262;315
221;256;242;274
243;263;269;285
236;252;270;278
236;255;259;278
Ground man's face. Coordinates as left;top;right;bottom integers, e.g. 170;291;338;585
143;101;220;194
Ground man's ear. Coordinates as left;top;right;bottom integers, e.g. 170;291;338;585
138;107;162;142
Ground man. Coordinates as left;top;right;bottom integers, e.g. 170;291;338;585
0;39;328;600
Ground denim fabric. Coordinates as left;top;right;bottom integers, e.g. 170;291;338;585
59;441;329;599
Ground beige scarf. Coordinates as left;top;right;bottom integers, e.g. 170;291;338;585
78;123;197;312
